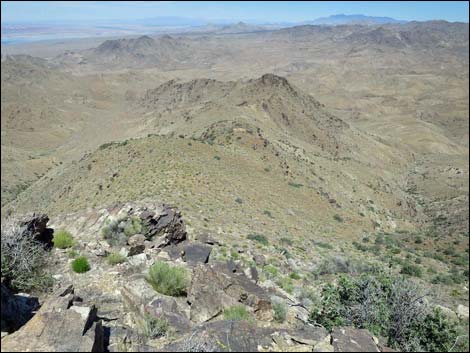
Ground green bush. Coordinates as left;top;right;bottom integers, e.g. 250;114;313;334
146;261;189;296
264;264;279;278
106;252;126;265
272;300;287;323
277;277;294;294
288;182;303;188
52;230;74;249
223;305;252;321
247;233;269;246
289;272;301;280
308;271;461;352
71;256;90;273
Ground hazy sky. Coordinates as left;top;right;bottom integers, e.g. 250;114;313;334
2;1;469;24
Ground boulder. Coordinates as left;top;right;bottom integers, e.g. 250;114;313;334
457;304;469;320
128;234;146;247
128;253;148;267
121;277;191;338
182;243;212;265
140;205;187;246
187;263;274;323
253;254;267;266
331;327;380;352
128;244;145;256
0;285;104;352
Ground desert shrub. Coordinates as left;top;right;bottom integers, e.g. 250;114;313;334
264;264;279;278
1;217;53;292
280;237;293;246
431;273;454;285
102;216;146;246
314;241;334;250
288;182;303;188
146;261;189;296
277;277;294;294
263;210;274;218
52;229;74;249
400;263;422;277
139;312;169;338
290;272;301;280
247;233;269;246
106;252;126;265
353;241;369;252
235;197;243;204
314;256;380;277
308;271;461;352
333;214;344;222
223;305;252;321
272;299;287;323
71;256;90;273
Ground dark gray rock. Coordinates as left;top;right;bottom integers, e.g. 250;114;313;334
128;244;145;256
182;243;212;265
140;205;187;246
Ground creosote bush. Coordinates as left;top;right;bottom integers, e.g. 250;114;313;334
146;261;189;296
71;256;90;273
52;229;74;249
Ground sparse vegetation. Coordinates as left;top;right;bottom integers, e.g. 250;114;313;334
106;252;126;265
102;216;147;246
223;305;252;321
272;299;287;323
247;233;269;246
139;313;169;339
71;256;90;273
333;214;344;222
52;229;74;249
146;261;189;296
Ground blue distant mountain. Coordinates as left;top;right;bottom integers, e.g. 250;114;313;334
307;14;407;26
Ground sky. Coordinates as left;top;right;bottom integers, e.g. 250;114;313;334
1;1;469;25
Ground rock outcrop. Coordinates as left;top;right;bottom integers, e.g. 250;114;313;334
187;263;274;323
1;282;39;333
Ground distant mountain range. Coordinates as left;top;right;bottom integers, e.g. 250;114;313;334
306;14;407;26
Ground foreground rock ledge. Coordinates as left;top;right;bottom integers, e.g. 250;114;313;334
1;285;104;352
